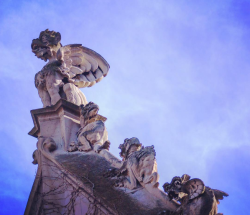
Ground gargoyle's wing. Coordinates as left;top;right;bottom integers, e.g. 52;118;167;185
182;178;205;200
57;44;110;88
212;189;229;202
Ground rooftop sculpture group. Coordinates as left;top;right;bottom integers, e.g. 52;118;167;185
26;29;228;215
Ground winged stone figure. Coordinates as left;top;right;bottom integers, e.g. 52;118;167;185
31;29;109;107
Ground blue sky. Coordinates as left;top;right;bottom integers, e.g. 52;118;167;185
1;0;250;214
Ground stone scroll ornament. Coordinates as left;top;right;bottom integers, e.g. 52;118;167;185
162;174;228;215
68;101;110;153
32;29;109;107
104;137;159;190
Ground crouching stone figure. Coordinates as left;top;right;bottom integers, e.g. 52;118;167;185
68;102;110;153
163;174;228;215
32;29;109;107
105;137;159;190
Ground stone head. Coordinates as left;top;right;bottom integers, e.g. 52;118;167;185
163;174;206;201
119;137;142;160
31;29;61;61
80;102;99;120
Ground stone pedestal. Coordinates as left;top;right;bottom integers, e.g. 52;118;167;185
29;99;80;151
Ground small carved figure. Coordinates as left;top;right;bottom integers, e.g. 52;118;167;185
42;137;57;152
32;29;109;107
76;102;110;153
163;174;228;215
67;142;78;152
105;137;159;190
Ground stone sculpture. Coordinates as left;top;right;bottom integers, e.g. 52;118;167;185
105;137;159;190
26;29;229;215
68;102;110;153
162;174;228;215
32;29;109;107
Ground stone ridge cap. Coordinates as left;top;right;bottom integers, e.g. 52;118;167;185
28;99;80;138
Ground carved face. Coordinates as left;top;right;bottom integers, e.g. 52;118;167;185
163;177;183;201
119;137;142;159
80;102;99;120
31;29;61;61
163;174;205;202
32;44;52;61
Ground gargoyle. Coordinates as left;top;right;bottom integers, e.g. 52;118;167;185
72;102;110;153
32;29;109;107
163;174;228;215
105;137;159;190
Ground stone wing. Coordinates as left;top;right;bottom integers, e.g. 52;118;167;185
57;44;110;88
212;189;229;202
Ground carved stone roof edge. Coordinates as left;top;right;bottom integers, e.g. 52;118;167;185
28;99;80;138
24;164;42;215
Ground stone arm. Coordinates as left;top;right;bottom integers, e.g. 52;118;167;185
37;88;51;107
81;121;104;137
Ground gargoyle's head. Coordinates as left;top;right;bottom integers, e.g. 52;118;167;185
119;137;142;160
31;29;61;61
163;174;205;201
80;102;99;120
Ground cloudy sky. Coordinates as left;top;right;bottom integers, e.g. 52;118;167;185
1;0;250;214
